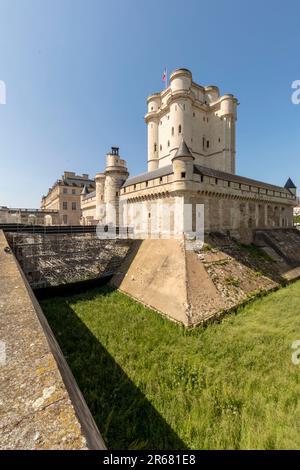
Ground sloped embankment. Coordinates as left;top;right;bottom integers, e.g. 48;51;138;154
112;230;300;326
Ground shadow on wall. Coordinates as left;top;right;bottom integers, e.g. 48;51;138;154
41;293;187;450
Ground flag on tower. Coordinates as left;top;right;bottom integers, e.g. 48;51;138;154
162;68;167;83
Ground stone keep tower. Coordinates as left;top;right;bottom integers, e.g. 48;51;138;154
145;68;238;174
104;147;128;224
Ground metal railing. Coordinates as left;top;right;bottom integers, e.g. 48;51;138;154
0;223;133;235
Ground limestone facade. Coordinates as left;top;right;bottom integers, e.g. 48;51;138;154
0;206;59;225
81;69;297;240
41;171;95;225
145;68;237;173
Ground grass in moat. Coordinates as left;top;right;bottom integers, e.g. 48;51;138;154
40;281;300;450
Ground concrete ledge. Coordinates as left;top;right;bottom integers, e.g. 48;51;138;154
0;230;106;449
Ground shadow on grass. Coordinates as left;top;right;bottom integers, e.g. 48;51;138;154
42;294;188;450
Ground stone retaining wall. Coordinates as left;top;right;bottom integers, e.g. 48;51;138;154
0;230;106;449
6;232;133;288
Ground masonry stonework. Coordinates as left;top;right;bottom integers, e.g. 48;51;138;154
81;68;297;241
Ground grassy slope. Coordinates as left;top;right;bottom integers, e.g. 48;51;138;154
41;282;300;450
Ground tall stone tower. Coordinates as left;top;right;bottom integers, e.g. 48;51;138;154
144;68;238;174
104;147;128;225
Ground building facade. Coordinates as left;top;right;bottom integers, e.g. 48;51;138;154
81;69;297;241
41;171;95;225
145;68;237;173
0;206;59;225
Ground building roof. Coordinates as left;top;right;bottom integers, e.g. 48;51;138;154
122;160;290;194
172;139;194;160
284;177;297;189
122;165;173;188
63;177;95;187
193;164;290;193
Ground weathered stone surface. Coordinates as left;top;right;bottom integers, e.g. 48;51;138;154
6;233;132;288
0;230;106;449
112;230;300;326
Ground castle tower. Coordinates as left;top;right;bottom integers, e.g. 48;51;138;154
95;172;105;222
104;147;129;225
144;68;238;174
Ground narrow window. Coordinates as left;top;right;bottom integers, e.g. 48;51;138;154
168;140;170;147
72;189;76;195
63;201;67;210
154;143;157;152
215;178;218;184
193;112;195;117
218;137;221;143
178;124;182;134
202;137;205;149
200;175;204;182
172;127;174;136
160;144;162;151
145;181;148;187
72;202;76;210
206;140;210;149
181;172;186;178
63;188;67;194
160;177;163;182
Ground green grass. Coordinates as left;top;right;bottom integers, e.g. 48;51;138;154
40;282;300;450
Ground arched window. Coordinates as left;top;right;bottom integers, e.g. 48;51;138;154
178;125;182;134
154;143;157;152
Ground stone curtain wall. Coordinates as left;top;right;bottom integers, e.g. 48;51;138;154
6;233;133;288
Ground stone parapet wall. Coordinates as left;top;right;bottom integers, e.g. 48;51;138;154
0;230;106;449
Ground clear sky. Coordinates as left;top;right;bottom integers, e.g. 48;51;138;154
1;0;300;208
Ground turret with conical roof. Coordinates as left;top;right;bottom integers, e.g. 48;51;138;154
172;139;194;187
285;177;297;196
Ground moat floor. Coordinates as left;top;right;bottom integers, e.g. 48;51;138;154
40;282;300;450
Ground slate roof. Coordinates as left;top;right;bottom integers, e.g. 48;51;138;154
122;161;290;194
284;177;297;189
193;164;289;193
122;165;173;188
172;139;194;160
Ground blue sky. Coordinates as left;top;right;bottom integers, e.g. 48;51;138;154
1;0;300;207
